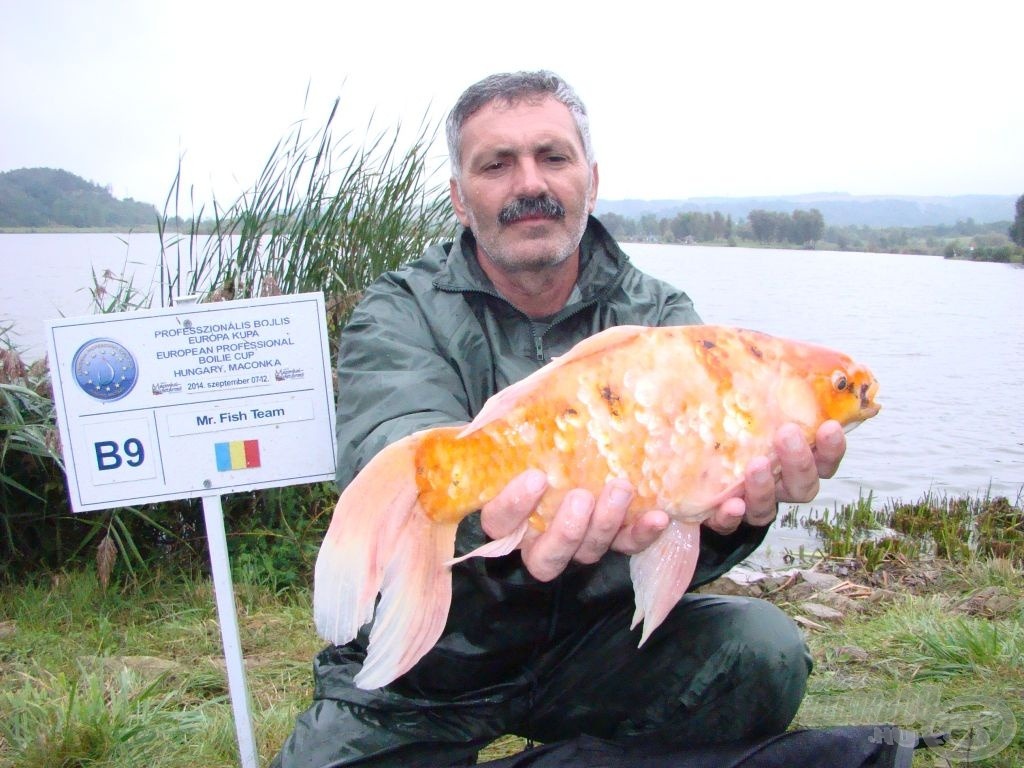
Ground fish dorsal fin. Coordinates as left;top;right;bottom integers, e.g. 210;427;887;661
458;324;652;438
547;323;652;367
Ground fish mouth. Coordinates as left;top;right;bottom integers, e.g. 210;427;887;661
859;381;881;416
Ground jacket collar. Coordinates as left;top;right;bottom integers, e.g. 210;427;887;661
433;215;631;304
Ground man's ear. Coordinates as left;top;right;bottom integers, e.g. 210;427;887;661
587;163;600;213
450;178;471;226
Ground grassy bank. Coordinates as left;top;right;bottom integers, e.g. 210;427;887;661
790;556;1023;766
614;235;1024;263
0;572;321;766
2;511;1021;767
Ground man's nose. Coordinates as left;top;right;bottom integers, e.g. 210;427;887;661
511;158;547;197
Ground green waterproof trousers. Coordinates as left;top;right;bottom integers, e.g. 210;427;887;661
270;595;812;768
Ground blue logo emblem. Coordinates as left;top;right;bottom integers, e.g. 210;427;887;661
72;338;139;401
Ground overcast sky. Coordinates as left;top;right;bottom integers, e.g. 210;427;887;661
2;0;1021;213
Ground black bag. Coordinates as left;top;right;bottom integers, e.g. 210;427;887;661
471;727;945;768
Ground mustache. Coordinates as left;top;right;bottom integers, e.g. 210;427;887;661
497;196;566;226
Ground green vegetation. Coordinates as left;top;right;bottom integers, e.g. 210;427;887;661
793;557;1023;768
1009;194;1024;248
0;168;158;229
599;206;828;248
795;491;1024;569
0;571;322;768
598;194;1017;229
597;207;1024;263
767;493;1024;766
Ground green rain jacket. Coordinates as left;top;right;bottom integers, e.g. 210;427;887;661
331;216;770;698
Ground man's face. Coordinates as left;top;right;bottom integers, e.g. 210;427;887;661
450;96;599;274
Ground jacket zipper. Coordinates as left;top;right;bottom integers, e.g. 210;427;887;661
436;283;607;363
531;330;545;361
531;297;600;362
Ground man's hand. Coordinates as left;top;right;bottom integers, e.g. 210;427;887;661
703;420;847;535
480;472;669;582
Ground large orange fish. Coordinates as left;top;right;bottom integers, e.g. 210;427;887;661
314;325;880;689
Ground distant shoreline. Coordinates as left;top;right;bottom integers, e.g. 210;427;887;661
1;227;1020;263
0;226;163;234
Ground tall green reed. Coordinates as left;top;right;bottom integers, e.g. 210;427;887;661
159;97;455;337
0;332;63;561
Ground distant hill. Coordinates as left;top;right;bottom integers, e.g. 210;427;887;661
595;193;1017;228
0;168;158;228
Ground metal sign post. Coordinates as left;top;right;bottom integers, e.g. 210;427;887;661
202;493;259;768
46;293;338;768
184;293;259;767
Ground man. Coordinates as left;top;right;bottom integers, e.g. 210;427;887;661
272;71;846;768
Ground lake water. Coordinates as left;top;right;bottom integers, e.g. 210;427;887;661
2;232;1022;561
0;233;172;349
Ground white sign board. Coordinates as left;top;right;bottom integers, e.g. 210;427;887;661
47;292;338;512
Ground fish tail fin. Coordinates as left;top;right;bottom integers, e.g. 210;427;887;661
356;512;457;689
629;520;701;646
313;431;458;690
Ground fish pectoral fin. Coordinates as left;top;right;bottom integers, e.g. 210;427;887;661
445;518;530;566
629;519;701;646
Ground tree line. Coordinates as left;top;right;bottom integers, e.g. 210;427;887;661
0;168;158;228
598;208;826;247
598;199;1024;262
1011;193;1024;248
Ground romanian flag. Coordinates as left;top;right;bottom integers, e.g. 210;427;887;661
214;439;261;471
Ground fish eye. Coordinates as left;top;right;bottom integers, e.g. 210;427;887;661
832;371;848;391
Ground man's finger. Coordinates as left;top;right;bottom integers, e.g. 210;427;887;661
480;468;547;539
813;420;846;479
702;497;747;536
739;456;777;522
521;489;594;581
612;509;670;553
774;423;819;503
573;480;633;563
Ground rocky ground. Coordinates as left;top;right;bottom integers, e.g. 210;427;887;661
697;557;1021;626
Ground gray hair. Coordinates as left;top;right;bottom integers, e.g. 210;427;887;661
446;70;595;179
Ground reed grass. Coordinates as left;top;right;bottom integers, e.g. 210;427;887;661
796;489;1024;568
158;97;455;338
